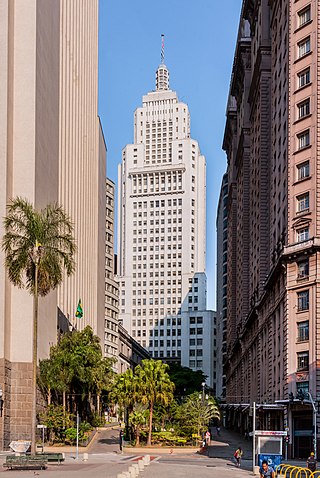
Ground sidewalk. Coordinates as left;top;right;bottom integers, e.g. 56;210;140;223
208;426;253;460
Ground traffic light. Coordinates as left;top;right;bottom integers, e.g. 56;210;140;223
289;392;294;403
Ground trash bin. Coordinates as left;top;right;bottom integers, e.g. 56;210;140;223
258;454;282;470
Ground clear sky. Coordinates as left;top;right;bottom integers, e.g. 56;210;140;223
98;0;242;310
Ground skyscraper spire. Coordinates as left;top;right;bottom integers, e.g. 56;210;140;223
156;34;169;90
161;33;165;64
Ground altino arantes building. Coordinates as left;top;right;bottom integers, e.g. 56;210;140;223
221;0;320;459
117;58;216;388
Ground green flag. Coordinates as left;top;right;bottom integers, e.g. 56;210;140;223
75;299;83;319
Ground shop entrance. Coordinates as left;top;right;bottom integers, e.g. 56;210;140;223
293;411;312;459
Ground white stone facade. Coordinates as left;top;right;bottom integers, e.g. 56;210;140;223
117;63;215;387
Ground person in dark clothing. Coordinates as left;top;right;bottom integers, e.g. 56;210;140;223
307;452;317;472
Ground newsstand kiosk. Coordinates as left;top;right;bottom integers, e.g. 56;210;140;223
255;431;287;472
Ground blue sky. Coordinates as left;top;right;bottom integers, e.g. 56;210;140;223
98;0;242;309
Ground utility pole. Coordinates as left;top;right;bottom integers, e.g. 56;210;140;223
253;401;256;473
308;392;317;460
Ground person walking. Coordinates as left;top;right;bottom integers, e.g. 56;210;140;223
307;452;317;472
234;447;243;467
259;460;275;477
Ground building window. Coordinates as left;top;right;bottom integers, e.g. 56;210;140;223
189;360;195;368
297;259;309;279
297;321;309;342
298;99;310;119
297;351;309;371
296;381;309;396
298;6;311;27
298;68;310;89
297;290;309;311
298;37;311;58
297;227;309;242
297;192;309;212
297;130;310;150
297;161;310;180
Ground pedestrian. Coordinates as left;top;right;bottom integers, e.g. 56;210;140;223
216;426;221;436
119;429;124;453
259;460;275;477
234;447;243;467
307;452;317;472
205;430;211;445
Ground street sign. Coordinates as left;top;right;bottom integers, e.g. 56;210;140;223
37;425;47;429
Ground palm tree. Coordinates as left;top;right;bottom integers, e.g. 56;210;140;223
2;197;76;453
109;368;136;431
129;404;147;446
179;392;220;437
135;359;174;446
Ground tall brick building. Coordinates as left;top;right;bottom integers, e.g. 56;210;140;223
223;0;320;458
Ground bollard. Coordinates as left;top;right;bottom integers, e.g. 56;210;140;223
138;460;144;471
83;453;88;461
128;465;137;478
145;454;151;465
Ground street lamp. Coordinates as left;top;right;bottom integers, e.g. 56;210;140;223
201;382;206;404
0;388;3;417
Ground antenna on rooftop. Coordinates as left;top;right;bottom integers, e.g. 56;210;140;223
161;34;165;64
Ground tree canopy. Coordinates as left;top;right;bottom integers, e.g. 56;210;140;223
168;363;207;398
2;197;76;296
39;326;115;419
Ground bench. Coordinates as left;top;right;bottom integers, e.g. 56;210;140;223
3;454;47;470
37;452;65;463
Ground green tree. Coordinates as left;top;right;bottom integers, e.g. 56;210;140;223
2;197;76;453
39;326;115;419
168;363;207;398
129;404;148;446
40;404;74;443
178;392;220;437
134;359;175;446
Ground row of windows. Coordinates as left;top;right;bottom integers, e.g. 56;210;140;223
149;340;181;348
189;360;203;369
132;279;182;287
132;308;180;316
153;350;181;359
133;199;183;208
132;288;182;295
132;317;182;327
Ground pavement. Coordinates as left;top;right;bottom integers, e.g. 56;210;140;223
0;426;308;477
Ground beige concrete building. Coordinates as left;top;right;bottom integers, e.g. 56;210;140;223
0;0;104;449
223;0;320;459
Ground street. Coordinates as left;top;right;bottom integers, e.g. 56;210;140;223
0;427;254;477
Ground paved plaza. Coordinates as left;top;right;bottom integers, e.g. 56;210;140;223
0;427;255;477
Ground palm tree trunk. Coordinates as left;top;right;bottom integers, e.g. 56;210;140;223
31;263;39;454
147;402;153;446
62;391;66;409
48;388;51;406
136;428;140;446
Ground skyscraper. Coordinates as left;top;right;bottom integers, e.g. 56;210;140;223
117;50;215;387
0;0;104;448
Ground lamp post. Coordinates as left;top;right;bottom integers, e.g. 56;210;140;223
201;382;205;404
307;392;317;460
0;388;3;417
